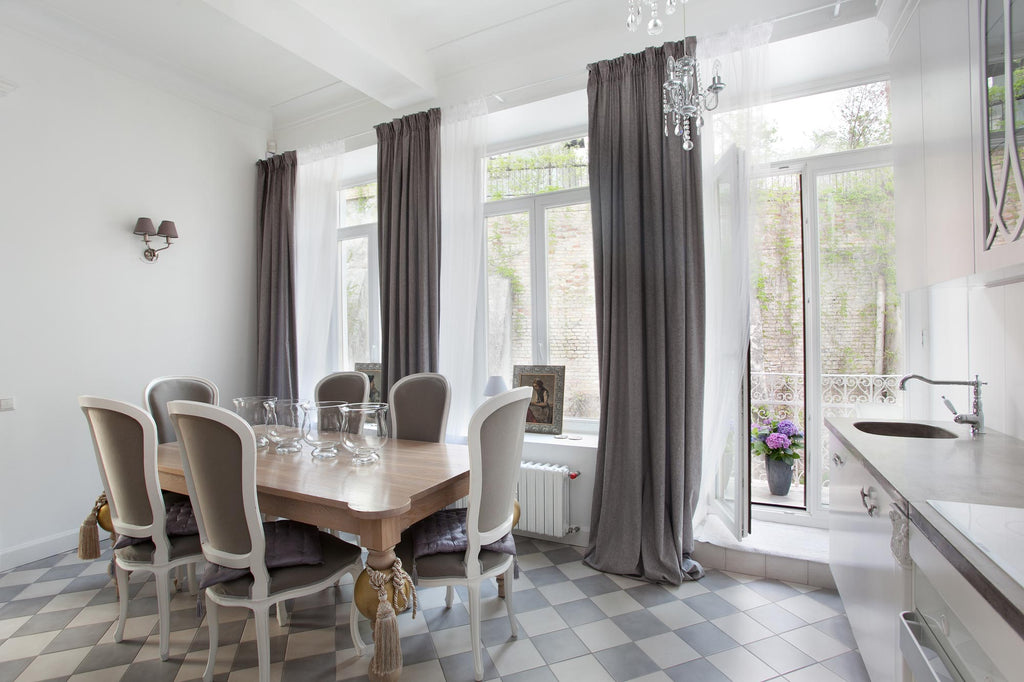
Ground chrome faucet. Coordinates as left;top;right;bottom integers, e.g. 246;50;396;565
898;374;986;436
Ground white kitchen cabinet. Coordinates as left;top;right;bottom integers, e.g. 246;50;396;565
891;0;979;291
829;436;912;682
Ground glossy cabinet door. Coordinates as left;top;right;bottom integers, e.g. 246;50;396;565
829;437;912;682
891;0;979;290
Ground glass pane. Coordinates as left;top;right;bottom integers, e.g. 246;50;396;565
545;203;600;419
342;182;377;227
817;166;902;507
339;236;372;367
749;173;805;509
717;82;892;163
486;138;588;201
486;212;533;380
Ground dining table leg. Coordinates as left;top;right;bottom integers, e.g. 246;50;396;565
355;542;415;682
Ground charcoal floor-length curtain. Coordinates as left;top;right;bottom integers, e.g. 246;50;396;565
375;109;441;395
255;151;299;400
584;40;706;584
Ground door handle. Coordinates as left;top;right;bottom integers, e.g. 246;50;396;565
832;452;844;467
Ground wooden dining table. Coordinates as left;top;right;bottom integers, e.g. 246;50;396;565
156;437;470;681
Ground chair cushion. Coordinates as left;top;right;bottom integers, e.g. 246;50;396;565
412;508;515;559
410;547;513;580
112;492;199;551
200;519;326;589
208;530;362;598
114;532;203;564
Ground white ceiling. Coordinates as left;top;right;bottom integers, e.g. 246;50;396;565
0;0;884;142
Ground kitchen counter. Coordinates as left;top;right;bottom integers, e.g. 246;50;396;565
826;417;1024;639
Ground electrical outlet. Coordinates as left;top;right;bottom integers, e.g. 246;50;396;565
0;397;15;411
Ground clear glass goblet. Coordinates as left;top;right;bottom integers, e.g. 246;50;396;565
340;402;389;465
231;396;276;448
265;399;307;454
301;401;347;460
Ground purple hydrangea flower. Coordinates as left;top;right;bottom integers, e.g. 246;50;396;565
766;432;791;450
777;419;798;437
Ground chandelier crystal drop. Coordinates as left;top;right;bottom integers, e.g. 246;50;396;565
662;54;724;151
626;0;679;35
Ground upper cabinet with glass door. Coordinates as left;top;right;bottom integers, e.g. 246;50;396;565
979;0;1024;271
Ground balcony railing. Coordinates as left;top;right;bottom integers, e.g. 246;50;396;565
749;372;903;505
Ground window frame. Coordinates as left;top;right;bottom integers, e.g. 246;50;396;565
336;178;381;369
484;184;598;431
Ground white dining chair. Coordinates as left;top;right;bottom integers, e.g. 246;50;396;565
388;372;450;443
144;375;219;444
167;400;364;682
393;386;531;681
79;396;205;662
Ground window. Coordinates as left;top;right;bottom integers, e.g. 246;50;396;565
484;138;600;421
337;182;380;369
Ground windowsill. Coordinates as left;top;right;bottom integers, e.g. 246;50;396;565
523;432;599;449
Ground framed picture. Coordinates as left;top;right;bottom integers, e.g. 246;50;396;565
513;365;565;435
354;363;383;403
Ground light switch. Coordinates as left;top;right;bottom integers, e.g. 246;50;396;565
0;397;14;411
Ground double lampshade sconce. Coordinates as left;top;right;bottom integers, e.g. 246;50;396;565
132;217;178;262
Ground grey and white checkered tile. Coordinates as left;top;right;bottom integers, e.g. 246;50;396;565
0;538;869;681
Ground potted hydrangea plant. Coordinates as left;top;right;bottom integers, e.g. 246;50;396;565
751;417;805;496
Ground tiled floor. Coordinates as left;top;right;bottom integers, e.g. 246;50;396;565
0;537;868;681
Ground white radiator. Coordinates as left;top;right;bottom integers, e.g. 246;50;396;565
517;461;579;538
446;461;580;538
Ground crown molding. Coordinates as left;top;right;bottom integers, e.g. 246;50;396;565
0;78;17;96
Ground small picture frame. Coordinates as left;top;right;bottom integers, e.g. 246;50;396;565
513;365;565;435
354;363;383;403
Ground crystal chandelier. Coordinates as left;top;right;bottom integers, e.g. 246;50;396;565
663;54;724;150
626;0;678;35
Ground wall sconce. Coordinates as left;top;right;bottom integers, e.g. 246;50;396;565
133;217;178;262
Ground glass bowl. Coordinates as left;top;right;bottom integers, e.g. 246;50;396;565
340;402;389;465
264;399;307;454
301;401;348;460
231;396;276;448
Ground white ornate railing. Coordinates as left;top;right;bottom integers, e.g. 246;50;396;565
749;372;904;504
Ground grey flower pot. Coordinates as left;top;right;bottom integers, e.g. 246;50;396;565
766;458;794;496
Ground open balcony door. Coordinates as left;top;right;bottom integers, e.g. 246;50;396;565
706;144;750;540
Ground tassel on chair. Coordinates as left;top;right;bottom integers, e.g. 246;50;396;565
78;493;108;560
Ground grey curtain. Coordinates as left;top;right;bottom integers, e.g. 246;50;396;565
255;151;299;400
584;40;706;584
375;109;441;395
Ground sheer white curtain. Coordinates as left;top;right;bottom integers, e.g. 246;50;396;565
694;24;772;532
295;142;344;400
439;99;488;440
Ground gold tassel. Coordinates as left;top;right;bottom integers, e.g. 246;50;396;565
77;493;107;560
368;569;402;682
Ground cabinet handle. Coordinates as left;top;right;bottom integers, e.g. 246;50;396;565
832;452;844;467
866;504;878;517
860;486;873;508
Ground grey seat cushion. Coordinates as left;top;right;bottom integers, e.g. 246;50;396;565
396;528;513;582
209;532;362;598
114;533;203;564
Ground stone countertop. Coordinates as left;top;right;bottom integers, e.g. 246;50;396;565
826;417;1024;638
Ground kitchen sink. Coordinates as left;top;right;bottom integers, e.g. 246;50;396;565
853;421;958;439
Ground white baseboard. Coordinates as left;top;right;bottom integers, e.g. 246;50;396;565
0;528;79;572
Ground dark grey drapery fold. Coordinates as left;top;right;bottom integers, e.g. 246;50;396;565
375;109;441;395
583;40;706;584
255;151;299;400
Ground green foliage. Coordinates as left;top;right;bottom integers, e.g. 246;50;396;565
486;139;588;201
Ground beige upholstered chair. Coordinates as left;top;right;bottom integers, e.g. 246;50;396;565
144;375;219;444
79;396;204;662
167;400;363;682
388;372;451;443
396;387;531;681
314;371;369;404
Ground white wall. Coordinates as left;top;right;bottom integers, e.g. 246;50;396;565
903;267;1024;441
0;26;268;569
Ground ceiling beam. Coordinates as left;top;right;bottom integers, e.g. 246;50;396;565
200;0;436;110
